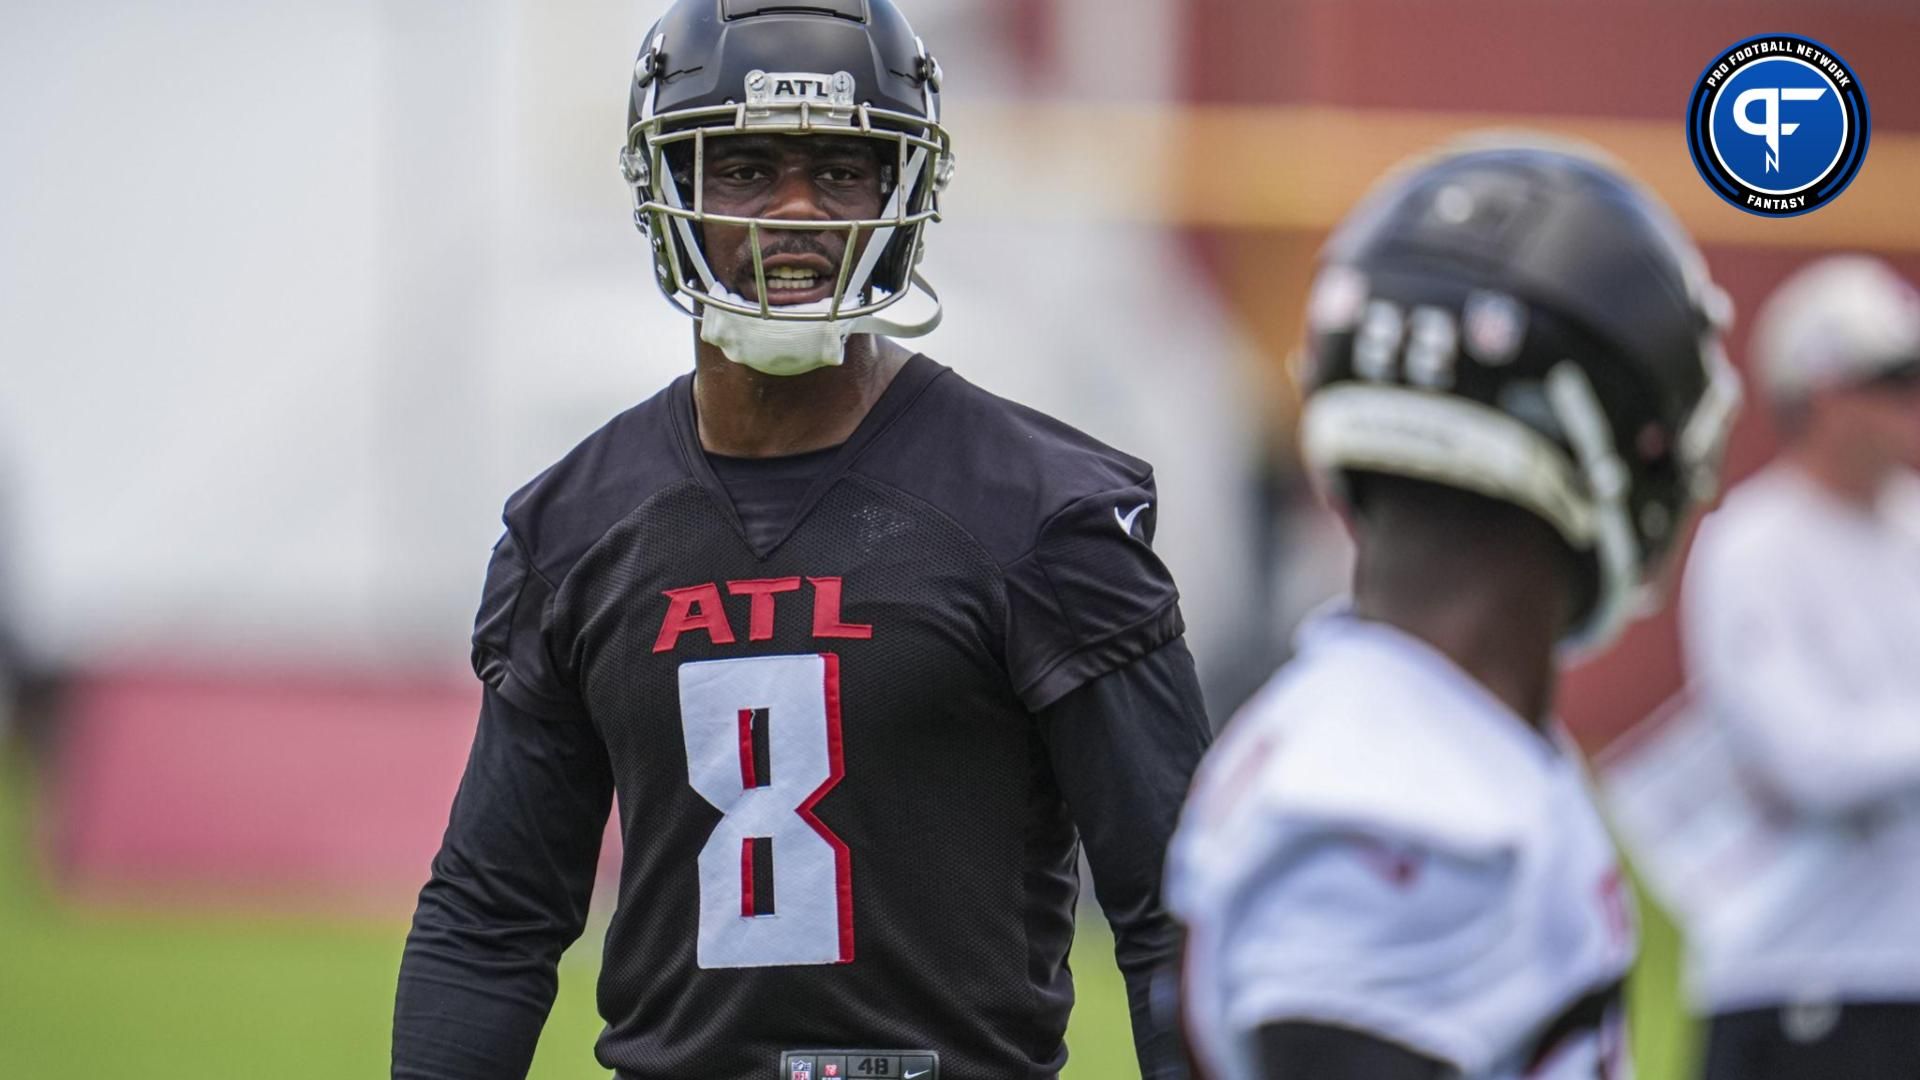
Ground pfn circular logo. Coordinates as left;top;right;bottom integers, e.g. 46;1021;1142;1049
1687;34;1869;217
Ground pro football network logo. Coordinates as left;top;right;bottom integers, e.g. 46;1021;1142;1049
1686;34;1869;217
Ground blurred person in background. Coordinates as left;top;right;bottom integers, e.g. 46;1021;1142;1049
1167;140;1739;1079
392;1;1212;1078
1682;255;1920;1079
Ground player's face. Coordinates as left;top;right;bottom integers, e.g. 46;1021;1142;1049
697;135;887;307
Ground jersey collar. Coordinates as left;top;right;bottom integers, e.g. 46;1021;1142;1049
668;353;949;558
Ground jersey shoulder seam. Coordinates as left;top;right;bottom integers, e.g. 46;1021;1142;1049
501;380;691;585
543;475;706;604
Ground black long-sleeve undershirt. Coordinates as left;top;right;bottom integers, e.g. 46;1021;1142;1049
1039;637;1211;1079
393;688;613;1078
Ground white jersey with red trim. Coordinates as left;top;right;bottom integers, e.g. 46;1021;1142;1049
1168;614;1636;1080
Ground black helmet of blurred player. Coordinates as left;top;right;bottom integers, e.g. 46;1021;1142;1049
1300;136;1742;651
620;0;952;376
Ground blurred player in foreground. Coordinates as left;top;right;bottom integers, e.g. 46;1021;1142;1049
392;1;1211;1078
1167;140;1740;1079
1681;256;1920;1078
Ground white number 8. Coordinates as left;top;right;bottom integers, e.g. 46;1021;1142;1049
678;653;853;969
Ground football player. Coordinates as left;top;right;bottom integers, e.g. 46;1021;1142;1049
1682;256;1920;1079
391;2;1212;1079
1166;140;1741;1079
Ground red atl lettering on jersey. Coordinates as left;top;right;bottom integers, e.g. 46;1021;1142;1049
729;578;802;640
654;584;736;652
807;577;873;640
653;576;874;653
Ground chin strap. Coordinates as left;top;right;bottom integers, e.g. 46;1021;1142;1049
845;272;942;339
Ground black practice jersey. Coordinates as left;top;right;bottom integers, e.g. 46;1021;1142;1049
396;355;1210;1080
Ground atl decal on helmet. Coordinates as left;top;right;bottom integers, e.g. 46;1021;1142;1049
1686;33;1870;218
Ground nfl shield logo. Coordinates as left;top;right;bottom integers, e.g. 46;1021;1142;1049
791;1063;812;1080
1463;290;1527;366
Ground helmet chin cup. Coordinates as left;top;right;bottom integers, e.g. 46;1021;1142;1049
700;294;852;377
699;273;943;376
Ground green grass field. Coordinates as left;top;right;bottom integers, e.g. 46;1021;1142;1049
0;745;1692;1078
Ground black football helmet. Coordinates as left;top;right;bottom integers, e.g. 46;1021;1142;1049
1299;135;1742;648
620;0;951;332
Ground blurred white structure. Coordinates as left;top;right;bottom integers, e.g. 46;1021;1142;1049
0;0;1260;695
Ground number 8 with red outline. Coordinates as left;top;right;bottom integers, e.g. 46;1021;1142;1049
678;653;854;968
